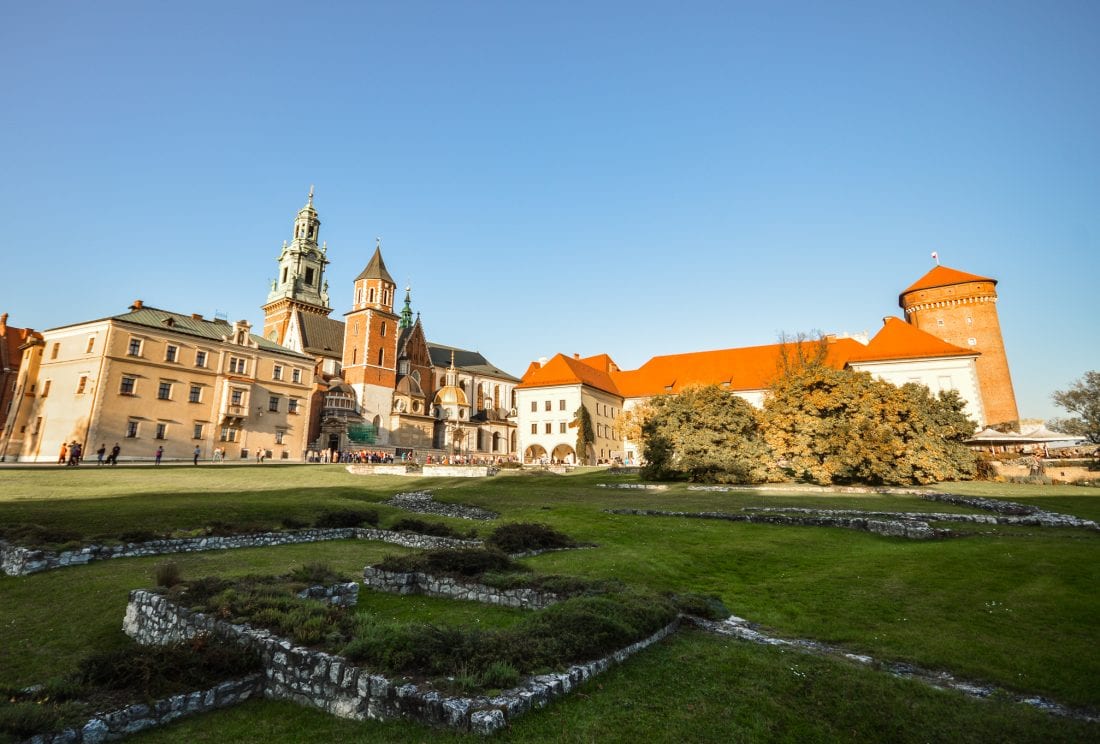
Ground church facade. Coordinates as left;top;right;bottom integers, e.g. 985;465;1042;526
261;191;520;459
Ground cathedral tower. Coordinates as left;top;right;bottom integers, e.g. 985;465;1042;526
899;263;1019;426
262;187;332;345
342;240;399;441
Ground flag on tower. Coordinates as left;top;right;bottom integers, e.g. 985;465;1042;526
931;251;940;264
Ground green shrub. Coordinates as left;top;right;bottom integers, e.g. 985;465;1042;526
666;592;730;620
76;638;260;698
0;523;83;549
0;701;80;740
390;517;467;538
486;522;577;553
119;529;159;544
280;516;308;529
154;561;183;588
287;562;344;585
314;509;379;529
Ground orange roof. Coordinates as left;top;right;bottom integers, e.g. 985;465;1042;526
611;339;866;398
901;265;996;296
846;317;977;364
517;353;621;395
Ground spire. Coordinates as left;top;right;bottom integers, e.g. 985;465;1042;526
446;350;458;386
399;285;414;330
307;184;314;207
355;244;396;284
265;189;330;311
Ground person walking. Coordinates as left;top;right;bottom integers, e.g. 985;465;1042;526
68;442;82;466
58;442;68;465
154;446;164;466
212;447;223;463
109;443;121;465
96;443;106;466
192;446;201;465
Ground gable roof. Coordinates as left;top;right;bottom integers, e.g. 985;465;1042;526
355;246;395;284
518;353;622;394
296;312;344;359
901;265;996;296
102;306;313;360
427;342;520;381
846;317;977;364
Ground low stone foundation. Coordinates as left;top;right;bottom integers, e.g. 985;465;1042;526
345;464;497;478
606;508;946;539
742;506;1099;531
362;566;560;609
381;491;499;521
22;674;262;744
1;528;481;577
122;589;679;734
296;581;361;606
596;483;669;490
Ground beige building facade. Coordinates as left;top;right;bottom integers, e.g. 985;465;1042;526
0;302;316;463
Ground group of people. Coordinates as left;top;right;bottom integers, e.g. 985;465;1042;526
59;442;122;465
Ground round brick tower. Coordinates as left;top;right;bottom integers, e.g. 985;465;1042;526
899;264;1019;427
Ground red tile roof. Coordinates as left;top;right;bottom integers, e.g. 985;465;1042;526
901;265;995;296
517;353;622;395
846;317;977;363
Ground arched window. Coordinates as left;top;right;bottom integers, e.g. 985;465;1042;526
369;288;376;303
380;322;387;337
476;388;484;410
510;430;517;452
492;432;501;452
493;385;500;408
377;348;384;365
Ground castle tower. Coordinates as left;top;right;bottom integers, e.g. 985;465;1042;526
342;239;399;441
899;263;1019;425
262;187;332;344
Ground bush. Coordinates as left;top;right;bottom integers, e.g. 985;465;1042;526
479;660;520;689
76;638;260;698
280;516;308;530
0;523;83;549
975;456;999;481
666;592;730;620
314;509;380;529
486;523;577;553
377;548;522;578
119;529;159;544
287;562;344;585
154;561;183;588
390;518;465;538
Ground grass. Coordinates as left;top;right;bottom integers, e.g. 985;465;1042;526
1;466;1098;739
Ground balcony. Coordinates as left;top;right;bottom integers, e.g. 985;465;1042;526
220;402;249;424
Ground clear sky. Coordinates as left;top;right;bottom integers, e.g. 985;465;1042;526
3;1;1097;422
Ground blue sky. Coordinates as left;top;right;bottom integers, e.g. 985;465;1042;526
3;1;1097;421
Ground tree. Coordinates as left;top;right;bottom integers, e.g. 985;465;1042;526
761;363;977;485
1051;371;1100;444
640;385;772;483
573;405;595;465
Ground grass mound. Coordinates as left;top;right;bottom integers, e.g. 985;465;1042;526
389;517;476;539
485;522;577;553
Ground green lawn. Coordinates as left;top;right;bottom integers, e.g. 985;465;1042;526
1;466;1097;740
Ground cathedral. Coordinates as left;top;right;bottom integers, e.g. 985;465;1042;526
261;190;520;459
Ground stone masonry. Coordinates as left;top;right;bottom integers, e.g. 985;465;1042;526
361;566;560;609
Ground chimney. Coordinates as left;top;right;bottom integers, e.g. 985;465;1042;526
883;317;893;326
191;313;203;320
573;353;580;359
130;299;144;310
0;313;7;335
825;333;837;344
538;356;548;367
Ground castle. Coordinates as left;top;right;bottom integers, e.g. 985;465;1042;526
0;191;1018;464
514;263;1018;465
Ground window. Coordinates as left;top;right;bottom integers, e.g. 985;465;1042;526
273;364;283;381
559;399;566;410
231;389;244;406
544;423;552;434
195;351;207;368
76;376;87;394
530;401;537;412
530;423;537;434
967;337;977;346
32;416;42;435
560;422;567;433
50;342;60;359
268;396;279;412
229;357;247;374
120;376;136;395
220;427;237;442
275;430;285;445
377;348;384;365
85;337;95;353
381;322;387;337
305;267;315;286
126;421;139;438
193;424;203;440
288;399;300;414
292;368;302;384
369;288;376;303
41;379;51;397
936;319;945;327
545;400;551;411
966;316;973;325
157;382;172;400
128;338;142;356
165;345;178;363
189;385;201;403
155;423;167;440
